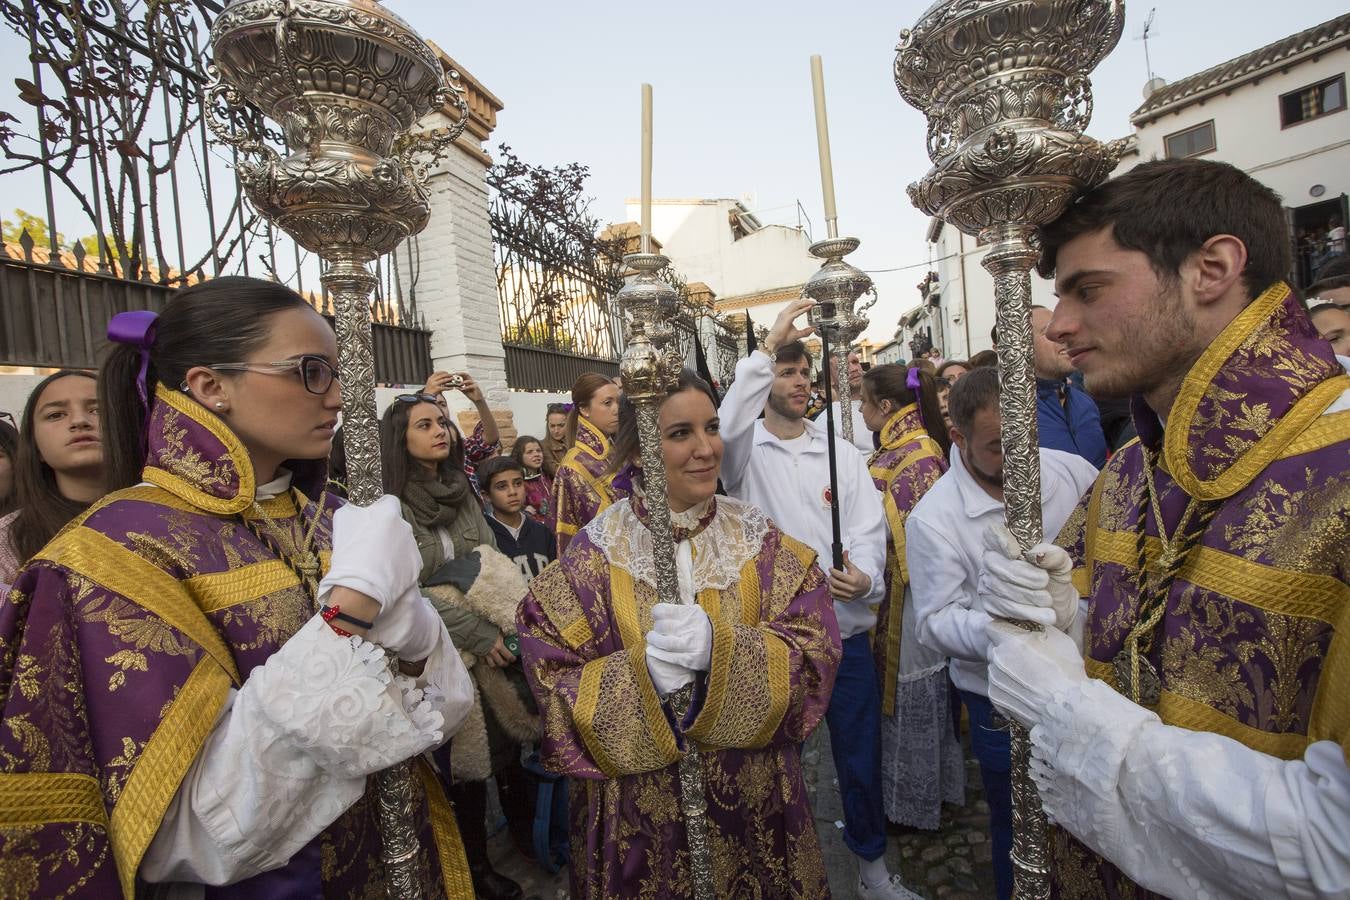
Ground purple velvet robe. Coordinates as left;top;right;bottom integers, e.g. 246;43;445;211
0;385;470;899
552;416;624;557
1050;283;1350;898
516;497;842;899
867;403;947;715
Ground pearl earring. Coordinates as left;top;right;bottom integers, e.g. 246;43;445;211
215;402;225;410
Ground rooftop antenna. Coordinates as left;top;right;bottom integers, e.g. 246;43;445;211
1136;7;1158;82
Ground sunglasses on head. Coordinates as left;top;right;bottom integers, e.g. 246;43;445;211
0;411;14;427
395;393;441;404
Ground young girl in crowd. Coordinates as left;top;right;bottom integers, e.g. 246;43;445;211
858;363;964;830
510;433;554;526
552;372;623;555
381;394;535;900
0;370;104;587
518;369;841;899
0;277;474;896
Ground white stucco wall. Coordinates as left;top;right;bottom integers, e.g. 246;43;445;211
1121;50;1350;210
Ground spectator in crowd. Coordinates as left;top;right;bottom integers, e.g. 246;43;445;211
906;357;936;376
422;370;503;492
936;359;969;382
481;455;555;582
381;394;532;900
1032;305;1107;468
968;349;998;369
906;367;1098;900
0;413;17;516
819;350;872;452
1310;303;1350;358
1307;254;1350;307
540;402;569;478
0;370;104;588
510;434;554;526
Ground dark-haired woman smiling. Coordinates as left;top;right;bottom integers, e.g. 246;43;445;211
0;276;474;896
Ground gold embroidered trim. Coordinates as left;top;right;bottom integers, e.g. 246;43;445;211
1071;567;1090;597
1085;657;1310;760
37;528;241;684
554;520;579;536
417;758;473;898
188;560;300;613
1309;588;1350;754
688;616;736;743
574;415;612;460
1278;408;1350;459
573;660;614;775
146;384;256;515
1165;282;1347;500
560;617;596;650
753;632;791;749
110;658;232;896
609;566;644;650
1091;530;1345;625
737;558;762;627
0;772;103;826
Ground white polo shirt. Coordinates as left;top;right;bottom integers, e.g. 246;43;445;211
720;351;887;638
825;399;874;453
905;443;1098;696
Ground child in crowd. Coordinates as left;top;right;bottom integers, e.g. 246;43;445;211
480;456;556;580
510;434;554;527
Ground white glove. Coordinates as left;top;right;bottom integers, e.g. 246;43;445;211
645;603;713;672
978;524;1078;630
318;495;422;609
366;586;444;663
646;653;695;697
986;620;1088;728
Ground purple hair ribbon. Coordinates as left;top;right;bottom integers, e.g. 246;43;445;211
610;461;638;495
107;310;159;415
907;365;926;429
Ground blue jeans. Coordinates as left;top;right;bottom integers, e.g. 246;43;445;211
960;689;1012;900
825;632;886;861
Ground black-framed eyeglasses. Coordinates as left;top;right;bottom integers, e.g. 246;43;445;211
395;392;441;405
209;355;341;395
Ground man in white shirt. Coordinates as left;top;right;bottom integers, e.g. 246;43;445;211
720;299;908;900
905;366;1098;900
821;349;873;452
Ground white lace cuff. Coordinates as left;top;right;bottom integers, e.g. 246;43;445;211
1028;677;1158;836
247;616;445;777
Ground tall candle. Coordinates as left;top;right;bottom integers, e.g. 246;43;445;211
641;83;653;254
809;55;839;239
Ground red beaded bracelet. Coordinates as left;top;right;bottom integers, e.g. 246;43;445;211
321;604;373;638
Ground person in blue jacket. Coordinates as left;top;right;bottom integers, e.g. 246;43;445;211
1032;305;1107;468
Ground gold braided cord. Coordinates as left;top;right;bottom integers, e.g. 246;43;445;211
0;772;104;827
417;759;474;898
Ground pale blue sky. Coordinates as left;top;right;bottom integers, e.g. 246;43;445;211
3;2;1346;342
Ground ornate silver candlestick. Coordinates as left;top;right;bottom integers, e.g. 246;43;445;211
616;251;715;900
804;237;876;445
895;2;1125;897
206;0;469;894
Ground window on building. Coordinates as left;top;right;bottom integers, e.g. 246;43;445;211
1164;120;1216;159
1280;75;1346;127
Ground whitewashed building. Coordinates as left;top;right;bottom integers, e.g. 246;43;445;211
1119;12;1350;290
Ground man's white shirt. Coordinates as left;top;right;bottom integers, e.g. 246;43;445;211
720;351;886;638
904;443;1098;696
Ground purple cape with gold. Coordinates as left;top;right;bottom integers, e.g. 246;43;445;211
0;385;470;898
1053;283;1350;898
867;402;947;715
516;495;842;899
552;416;625;557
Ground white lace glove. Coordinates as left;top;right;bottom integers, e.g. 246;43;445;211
366;586;444;663
978;523;1078;630
317;495;421;609
644;603;712;696
986;620;1088;729
243;617;445;778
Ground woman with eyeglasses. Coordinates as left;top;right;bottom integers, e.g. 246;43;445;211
0;370;104;590
0;276;475;897
857;363;964;832
553;372;623;555
380;393;536;900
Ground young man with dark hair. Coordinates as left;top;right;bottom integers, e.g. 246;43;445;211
904;366;1098;900
1310;303;1350;358
719;298;906;900
480;456;555;580
1307;254;1350;308
980;157;1349;898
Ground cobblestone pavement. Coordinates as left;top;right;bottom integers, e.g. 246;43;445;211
490;723;995;899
